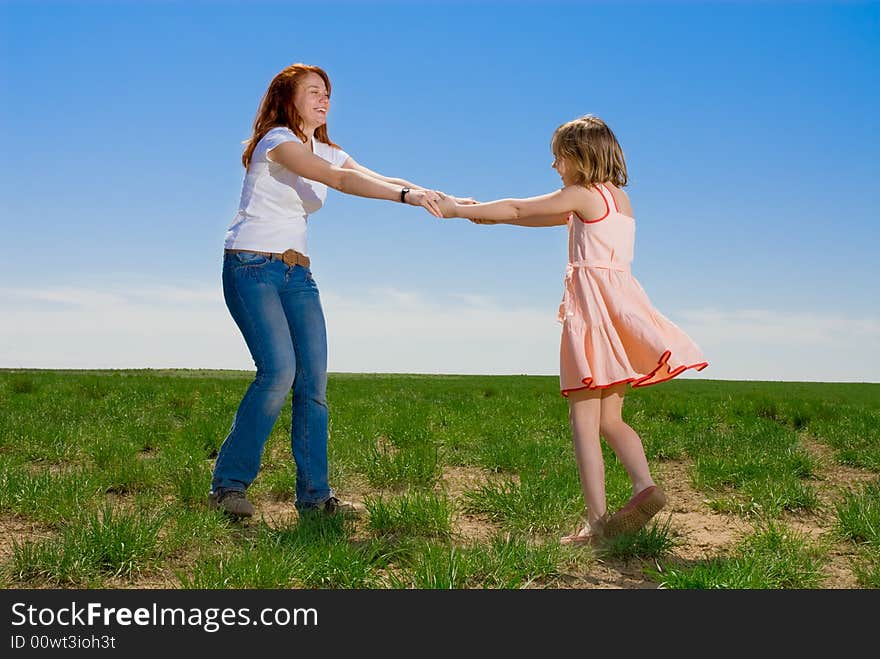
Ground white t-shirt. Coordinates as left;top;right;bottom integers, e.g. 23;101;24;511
224;126;350;255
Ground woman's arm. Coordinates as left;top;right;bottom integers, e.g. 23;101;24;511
342;156;476;204
439;187;580;226
341;156;420;189
268;141;442;217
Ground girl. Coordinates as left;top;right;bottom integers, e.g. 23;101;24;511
211;63;469;518
438;115;708;543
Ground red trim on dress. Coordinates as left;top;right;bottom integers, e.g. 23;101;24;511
574;185;610;224
560;350;709;397
601;183;620;212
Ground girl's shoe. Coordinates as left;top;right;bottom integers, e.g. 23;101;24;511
603;485;667;538
560;513;610;546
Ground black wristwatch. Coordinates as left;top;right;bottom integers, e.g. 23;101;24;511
400;187;410;203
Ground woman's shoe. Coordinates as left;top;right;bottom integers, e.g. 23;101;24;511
297;496;365;518
208;489;255;518
603;485;667;538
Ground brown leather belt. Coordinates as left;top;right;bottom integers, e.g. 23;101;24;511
224;248;310;268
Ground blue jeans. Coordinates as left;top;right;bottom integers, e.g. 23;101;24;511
212;251;333;509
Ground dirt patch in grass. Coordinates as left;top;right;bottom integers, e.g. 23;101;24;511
654;459;752;560
800;435;877;494
104;572;179;589
22;461;77;476
0;514;56;564
787;435;878;588
552;559;660;589
255;500;300;527
439;465;507;543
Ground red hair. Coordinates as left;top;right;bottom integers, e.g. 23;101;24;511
241;63;340;169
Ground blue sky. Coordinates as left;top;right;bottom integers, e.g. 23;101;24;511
1;0;878;381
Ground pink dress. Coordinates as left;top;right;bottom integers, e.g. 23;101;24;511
559;183;708;395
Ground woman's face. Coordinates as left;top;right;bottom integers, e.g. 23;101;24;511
294;72;330;130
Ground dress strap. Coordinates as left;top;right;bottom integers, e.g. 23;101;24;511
598;184;619;212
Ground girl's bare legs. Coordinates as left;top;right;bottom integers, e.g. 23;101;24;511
599;384;655;496
566;388;606;533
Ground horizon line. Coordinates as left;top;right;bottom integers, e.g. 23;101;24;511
1;367;877;386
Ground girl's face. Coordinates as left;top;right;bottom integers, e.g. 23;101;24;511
552;154;576;186
294;72;330;131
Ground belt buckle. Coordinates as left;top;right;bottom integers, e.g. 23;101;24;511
281;249;298;266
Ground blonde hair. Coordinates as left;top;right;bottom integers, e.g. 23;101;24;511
241;63;340;169
551;115;627;187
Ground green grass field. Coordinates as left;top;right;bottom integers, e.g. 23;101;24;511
1;370;878;589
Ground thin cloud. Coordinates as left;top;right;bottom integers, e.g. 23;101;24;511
679;308;880;346
1;284;877;382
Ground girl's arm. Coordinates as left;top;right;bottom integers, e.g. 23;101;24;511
470;213;569;227
268;141;442;217
440;187;579;226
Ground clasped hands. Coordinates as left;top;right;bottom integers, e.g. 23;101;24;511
408;189;491;224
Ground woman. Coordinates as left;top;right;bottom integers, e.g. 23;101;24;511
210;63;461;518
